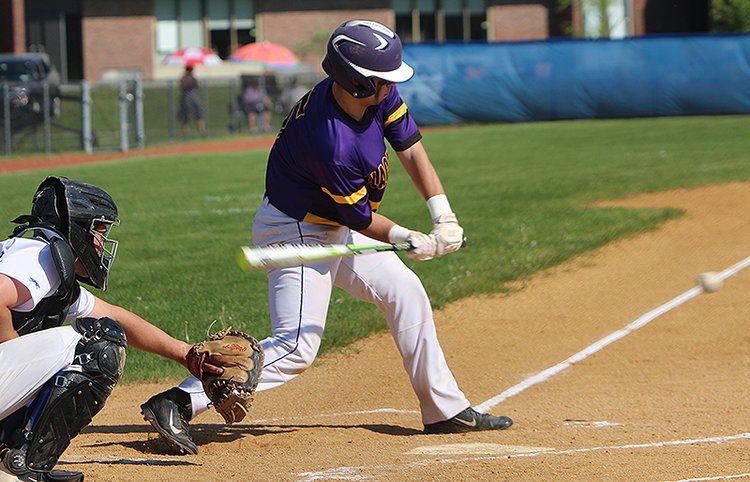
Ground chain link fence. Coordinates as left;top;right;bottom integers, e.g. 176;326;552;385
1;72;322;157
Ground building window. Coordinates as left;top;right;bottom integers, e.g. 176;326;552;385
393;0;414;42
582;0;630;39
181;0;203;47
466;0;486;40
155;0;179;53
207;0;256;58
393;0;486;42
155;0;255;58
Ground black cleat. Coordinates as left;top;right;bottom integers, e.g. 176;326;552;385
1;448;83;481
140;388;198;455
41;470;85;482
423;407;513;434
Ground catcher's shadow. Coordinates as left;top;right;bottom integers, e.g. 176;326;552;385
58;457;199;468
80;423;294;455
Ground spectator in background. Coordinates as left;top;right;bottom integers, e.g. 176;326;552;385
242;77;273;133
279;77;309;114
178;65;206;136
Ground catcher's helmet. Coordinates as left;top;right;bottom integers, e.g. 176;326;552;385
322;19;414;98
31;176;119;290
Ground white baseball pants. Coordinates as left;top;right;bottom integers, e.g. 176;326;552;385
0;326;82;421
183;199;470;423
258;199;470;423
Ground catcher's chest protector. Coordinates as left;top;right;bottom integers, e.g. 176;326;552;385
10;234;80;336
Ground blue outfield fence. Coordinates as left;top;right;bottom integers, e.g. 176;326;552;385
399;33;750;125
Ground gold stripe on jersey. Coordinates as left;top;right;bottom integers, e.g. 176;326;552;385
303;212;343;226
384;103;408;128
321;185;367;205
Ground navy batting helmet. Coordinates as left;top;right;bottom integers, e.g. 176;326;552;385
322;20;414;98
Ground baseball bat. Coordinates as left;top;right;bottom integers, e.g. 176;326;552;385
237;236;467;271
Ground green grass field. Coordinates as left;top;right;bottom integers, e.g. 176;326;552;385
2;115;749;381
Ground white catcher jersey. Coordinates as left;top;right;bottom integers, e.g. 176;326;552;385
0;237;95;421
0;237;95;319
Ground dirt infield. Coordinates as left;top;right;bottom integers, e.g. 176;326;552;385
48;182;747;481
0;136;276;173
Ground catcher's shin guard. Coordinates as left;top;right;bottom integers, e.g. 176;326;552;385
4;317;126;476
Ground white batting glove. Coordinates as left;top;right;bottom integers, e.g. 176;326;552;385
406;232;438;261
430;213;464;256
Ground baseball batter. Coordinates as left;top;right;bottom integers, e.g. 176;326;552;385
142;19;512;454
0;177;196;481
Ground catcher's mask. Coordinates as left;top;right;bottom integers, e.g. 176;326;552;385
30;176;120;291
322;19;414;98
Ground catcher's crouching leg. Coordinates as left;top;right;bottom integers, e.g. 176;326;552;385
2;317;126;480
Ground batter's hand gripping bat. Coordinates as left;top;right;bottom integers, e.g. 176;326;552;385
237;236;467;271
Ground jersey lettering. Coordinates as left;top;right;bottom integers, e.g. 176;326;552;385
366;152;389;191
278;91;311;137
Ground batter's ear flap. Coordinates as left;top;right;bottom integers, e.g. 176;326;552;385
349;77;369;98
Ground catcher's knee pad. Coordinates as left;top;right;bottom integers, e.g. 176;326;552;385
73;316;127;382
9;317;126;474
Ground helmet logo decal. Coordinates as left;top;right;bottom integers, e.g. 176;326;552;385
332;34;366;48
373;33;389;51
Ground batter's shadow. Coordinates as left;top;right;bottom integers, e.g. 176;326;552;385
246;422;422;436
82;421;421;455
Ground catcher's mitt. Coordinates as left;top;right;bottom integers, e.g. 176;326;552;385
186;327;264;424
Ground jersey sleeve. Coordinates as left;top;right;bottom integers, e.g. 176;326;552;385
66;286;95;321
0;238;59;311
382;86;422;152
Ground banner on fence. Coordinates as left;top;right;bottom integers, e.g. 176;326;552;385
399;34;750;125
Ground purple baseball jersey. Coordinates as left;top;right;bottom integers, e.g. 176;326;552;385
265;77;422;231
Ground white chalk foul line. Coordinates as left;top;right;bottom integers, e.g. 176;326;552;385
476;254;750;413
507;432;750;458
717;254;750;279
663;474;750;482
297;433;750;481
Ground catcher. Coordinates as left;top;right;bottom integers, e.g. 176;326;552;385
0;177;261;480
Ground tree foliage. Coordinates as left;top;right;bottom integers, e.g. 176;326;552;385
711;0;750;32
555;0;613;38
293;27;331;61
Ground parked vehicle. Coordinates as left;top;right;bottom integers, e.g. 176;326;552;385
0;53;62;128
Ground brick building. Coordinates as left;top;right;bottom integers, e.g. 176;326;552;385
0;0;710;82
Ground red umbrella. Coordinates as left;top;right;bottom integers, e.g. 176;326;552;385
163;47;222;67
229;41;299;69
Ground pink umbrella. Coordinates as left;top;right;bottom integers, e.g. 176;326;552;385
163;47;223;67
229;41;299;69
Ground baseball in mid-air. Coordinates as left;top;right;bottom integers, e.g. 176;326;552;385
697;272;723;292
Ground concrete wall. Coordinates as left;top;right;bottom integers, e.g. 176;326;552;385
487;4;549;41
82;0;154;81
258;7;393;68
